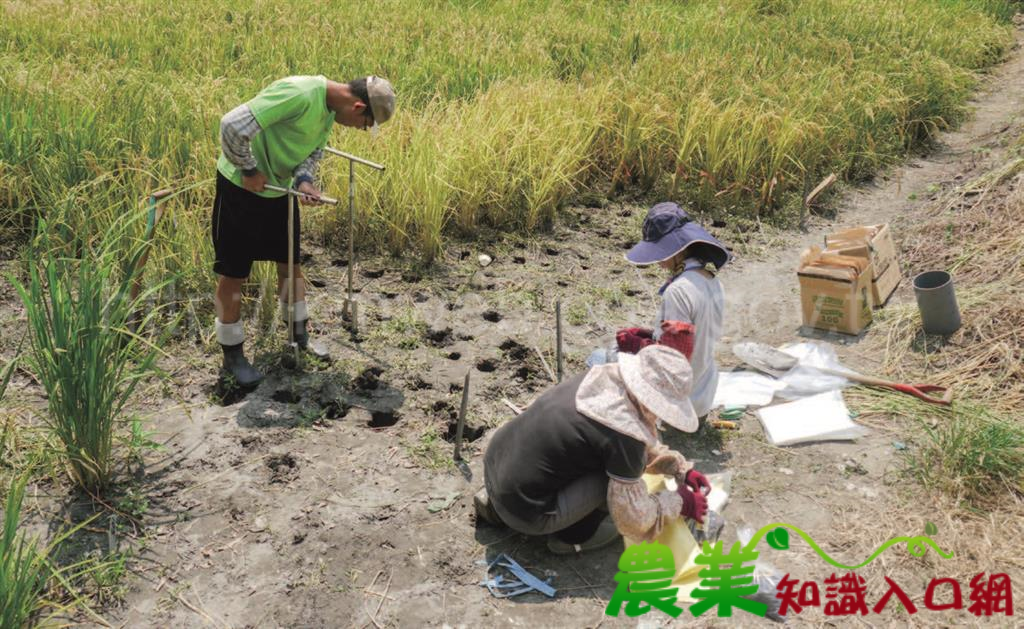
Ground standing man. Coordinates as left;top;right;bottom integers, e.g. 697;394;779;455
213;75;395;386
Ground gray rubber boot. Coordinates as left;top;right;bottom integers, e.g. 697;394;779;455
293;319;331;361
220;343;263;387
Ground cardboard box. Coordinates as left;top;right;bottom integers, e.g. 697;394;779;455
825;223;900;306
798;247;874;335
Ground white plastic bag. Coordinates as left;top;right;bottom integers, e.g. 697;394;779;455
775;342;853;400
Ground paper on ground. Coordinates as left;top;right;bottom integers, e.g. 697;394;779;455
756;390;867;446
713;371;787;408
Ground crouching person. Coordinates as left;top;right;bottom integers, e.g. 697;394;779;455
476;345;711;554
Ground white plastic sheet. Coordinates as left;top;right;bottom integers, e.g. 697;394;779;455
755;390;867;446
712;371;787;408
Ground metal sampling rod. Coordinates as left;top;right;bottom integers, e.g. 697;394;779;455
322;146;385;333
263;185;339;366
263;184;340;206
324;146;385;171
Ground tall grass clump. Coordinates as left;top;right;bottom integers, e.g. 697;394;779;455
11;213;173;494
1;476;48;629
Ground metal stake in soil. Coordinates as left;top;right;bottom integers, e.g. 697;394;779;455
453;371;471;461
556;300;563;382
286;192;299;365
346;159;357;332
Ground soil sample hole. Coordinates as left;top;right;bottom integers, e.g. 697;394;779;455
444;422;486;443
712;218;727;228
609;269;623;276
620;241;635;250
410;377;432;390
425;327;454;347
618;209;632;217
241;435;262;449
580;265;590;271
513;256;526;264
446;302;459;311
321;399;350;420
449;382;462;393
556;280;569;287
383;291;398;299
413;291;430;303
485;283;496;290
457;333;475;341
309;278;328;288
331;259;349;268
596;228;612;238
267;453;299;483
625;289;642;297
354;367;384;391
447;352;462;361
362;268;385;279
272;389;300;404
499;339;529;361
476;358;498;373
482;310;502;323
459;251;471;261
433;400;457;420
368;410;401;428
300;253;314;265
514;366;534;381
545;247;560;256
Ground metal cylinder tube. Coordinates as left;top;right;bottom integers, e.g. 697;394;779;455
913;270;962;335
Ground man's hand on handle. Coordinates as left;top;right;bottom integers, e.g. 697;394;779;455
296;180;324;206
242;170;268;194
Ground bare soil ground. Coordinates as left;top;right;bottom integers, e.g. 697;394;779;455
3;23;1023;629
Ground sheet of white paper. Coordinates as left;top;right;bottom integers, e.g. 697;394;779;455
756;390;867;446
713;371;787;408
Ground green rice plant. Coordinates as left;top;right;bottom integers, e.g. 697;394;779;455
1;475;48;629
0;0;1016;287
11;213;174;493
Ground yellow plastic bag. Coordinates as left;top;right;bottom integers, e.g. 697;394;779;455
622;474;704;602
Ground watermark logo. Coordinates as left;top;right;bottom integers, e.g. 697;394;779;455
606;522;1014;619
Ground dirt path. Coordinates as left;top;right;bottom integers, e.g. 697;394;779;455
79;26;1024;629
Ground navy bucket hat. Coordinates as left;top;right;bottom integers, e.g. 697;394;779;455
625;202;730;269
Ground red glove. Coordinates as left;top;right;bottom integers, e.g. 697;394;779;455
616;327;655;354
684;469;711;495
677;485;708;524
658;320;695;360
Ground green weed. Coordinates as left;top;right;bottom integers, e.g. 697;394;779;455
853;390;1024;505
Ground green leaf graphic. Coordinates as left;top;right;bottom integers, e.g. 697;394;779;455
767;527;790;550
925;521;938;536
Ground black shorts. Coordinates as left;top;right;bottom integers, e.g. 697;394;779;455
211;171;300;279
